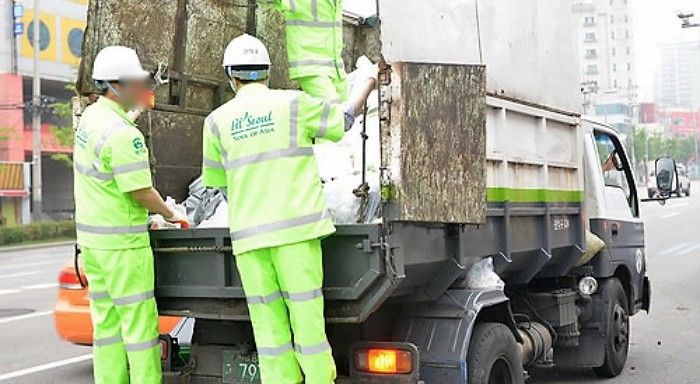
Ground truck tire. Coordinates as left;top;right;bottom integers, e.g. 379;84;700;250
468;322;525;384
593;278;629;378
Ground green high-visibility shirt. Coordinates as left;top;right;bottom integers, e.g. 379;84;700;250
270;0;345;80
202;83;345;254
73;97;153;250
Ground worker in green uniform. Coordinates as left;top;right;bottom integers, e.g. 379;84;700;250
269;0;347;103
201;34;377;384
74;45;189;384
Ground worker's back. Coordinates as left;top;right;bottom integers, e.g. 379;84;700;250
202;83;345;254
73;97;152;250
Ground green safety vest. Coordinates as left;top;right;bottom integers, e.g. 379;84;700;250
73;97;153;250
202;83;345;254
271;0;345;80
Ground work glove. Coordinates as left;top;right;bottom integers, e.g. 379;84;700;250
355;56;379;84
164;210;191;229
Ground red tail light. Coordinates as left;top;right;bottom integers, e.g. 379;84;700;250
355;348;413;374
58;270;85;290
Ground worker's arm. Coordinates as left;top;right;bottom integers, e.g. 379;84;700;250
105;128;176;220
302;78;378;142
201;115;227;188
345;78;378;120
130;187;174;218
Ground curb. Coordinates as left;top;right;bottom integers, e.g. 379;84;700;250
0;240;76;253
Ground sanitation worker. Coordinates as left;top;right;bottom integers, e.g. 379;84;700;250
269;0;347;103
201;34;377;384
73;45;188;384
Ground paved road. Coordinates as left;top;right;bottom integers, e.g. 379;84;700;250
0;187;699;383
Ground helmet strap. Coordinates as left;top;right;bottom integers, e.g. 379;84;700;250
105;81;121;98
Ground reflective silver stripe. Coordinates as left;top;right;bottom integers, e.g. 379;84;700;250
75;223;149;235
286;20;341;28
94;335;123;347
89;291;110;301
224;147;313;171
311;0;318;20
94;121;129;159
207;116;220;139
328;98;342;105
294;341;330;355
203;157;224;169
231;210;329;240
258;342;294;357
125;337;159;352
246;291;283;305
288;0;296;12
289;59;335;68
112;290;155;306
75;163;113;181
290;95;300;148
112;161;150;176
316;102;331;138
283;288;323;302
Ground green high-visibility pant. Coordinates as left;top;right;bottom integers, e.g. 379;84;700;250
237;239;336;384
298;75;348;104
82;247;162;384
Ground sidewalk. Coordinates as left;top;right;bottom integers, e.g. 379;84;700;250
0;239;75;253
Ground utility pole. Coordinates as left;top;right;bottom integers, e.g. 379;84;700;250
31;0;42;221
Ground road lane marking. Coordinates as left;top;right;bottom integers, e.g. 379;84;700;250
0;289;20;296
661;212;681;219
0;260;62;271
0;354;93;381
22;283;59;290
0;271;41;279
659;242;690;256
0;310;52;325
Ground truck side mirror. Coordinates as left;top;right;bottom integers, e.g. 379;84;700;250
655;156;676;198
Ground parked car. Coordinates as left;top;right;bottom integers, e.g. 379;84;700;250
54;260;182;345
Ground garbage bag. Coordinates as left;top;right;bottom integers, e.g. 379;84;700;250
465;258;505;290
198;201;229;228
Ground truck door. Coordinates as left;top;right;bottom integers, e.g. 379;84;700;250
590;129;646;313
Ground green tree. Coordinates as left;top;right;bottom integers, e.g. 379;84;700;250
49;85;77;166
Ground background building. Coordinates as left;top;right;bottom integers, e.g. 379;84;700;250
655;40;700;110
0;0;87;224
573;0;637;112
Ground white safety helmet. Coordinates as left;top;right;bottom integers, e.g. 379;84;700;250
222;34;271;81
92;46;150;82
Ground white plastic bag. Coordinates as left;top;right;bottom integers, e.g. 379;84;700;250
197;201;230;228
465;258;505;290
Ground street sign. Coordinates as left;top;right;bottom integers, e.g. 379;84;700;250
14;22;24;36
13;3;24;18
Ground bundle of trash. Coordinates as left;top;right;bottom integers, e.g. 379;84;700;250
150;57;383;229
149;177;229;229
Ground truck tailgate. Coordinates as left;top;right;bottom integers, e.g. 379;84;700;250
152;224;399;323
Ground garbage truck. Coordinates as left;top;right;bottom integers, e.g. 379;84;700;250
74;1;668;383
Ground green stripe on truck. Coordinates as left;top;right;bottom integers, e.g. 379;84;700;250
486;188;584;203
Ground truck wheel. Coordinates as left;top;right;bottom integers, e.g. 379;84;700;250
593;278;629;378
468;322;525;384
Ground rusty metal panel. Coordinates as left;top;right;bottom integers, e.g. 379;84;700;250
383;63;487;224
140;111;205;201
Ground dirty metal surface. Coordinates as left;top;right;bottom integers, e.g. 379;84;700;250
384;63;487;224
78;1;378;199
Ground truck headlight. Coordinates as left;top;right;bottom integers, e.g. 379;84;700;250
578;276;598;295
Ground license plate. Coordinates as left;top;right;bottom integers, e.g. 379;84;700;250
223;350;261;383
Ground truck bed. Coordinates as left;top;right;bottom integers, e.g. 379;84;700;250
152;201;583;324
